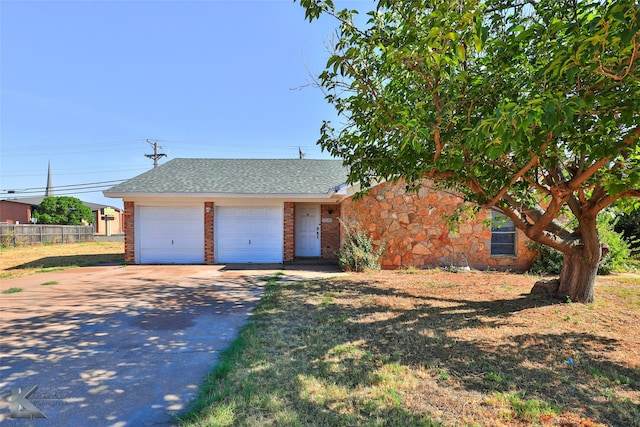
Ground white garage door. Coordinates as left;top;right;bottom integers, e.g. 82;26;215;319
138;206;204;264
216;206;283;263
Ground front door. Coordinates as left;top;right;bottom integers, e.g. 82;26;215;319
295;205;321;257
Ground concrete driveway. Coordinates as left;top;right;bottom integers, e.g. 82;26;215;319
0;264;343;426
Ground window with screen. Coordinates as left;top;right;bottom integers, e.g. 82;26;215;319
491;211;516;256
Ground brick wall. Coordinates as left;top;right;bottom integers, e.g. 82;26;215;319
204;202;214;264
341;181;536;270
283;202;295;262
123;201;135;264
321;204;341;259
0;201;31;224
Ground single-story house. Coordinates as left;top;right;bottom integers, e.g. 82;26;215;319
104;158;536;270
0;197;124;236
0;199;34;225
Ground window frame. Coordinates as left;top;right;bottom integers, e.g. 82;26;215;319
490;211;517;256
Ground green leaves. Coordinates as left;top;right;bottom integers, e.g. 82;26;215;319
33;196;94;225
298;0;639;243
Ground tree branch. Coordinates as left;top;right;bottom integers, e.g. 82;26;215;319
496;202;570;252
503;195;573;241
596;29;638;81
485;138;550;208
591;188;640;215
523;174;551;195
568;127;640;191
566;194;583;218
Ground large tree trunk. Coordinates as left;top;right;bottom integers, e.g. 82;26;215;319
557;250;598;303
556;214;601;304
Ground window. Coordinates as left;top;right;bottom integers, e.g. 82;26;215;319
491;211;516;256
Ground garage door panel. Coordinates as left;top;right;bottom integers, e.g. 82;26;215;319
138;206;204;264
216;206;283;263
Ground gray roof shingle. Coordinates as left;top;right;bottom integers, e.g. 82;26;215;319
105;159;349;195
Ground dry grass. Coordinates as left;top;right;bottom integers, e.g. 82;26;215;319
181;270;640;427
0;241;124;278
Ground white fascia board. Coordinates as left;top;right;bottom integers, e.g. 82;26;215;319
329;182;361;197
104;192;349;202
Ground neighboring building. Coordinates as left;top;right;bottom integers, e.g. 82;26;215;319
104;158;536;270
85;202;124;236
0;197;124;235
1;163;123;235
0;199;34;225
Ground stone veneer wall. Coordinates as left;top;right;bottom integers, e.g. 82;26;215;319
341;181;536;270
320;204;341;259
123;201;135;264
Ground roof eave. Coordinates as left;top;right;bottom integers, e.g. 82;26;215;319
104;191;348;200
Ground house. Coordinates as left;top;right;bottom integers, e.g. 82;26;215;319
104;158;536;269
0;199;34;225
0;196;124;236
86;202;124;236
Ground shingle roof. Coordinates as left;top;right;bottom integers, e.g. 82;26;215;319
104;159;349;195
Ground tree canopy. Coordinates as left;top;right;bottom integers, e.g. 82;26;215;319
299;0;639;302
33;196;94;226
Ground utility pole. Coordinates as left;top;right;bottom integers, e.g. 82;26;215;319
145;139;167;168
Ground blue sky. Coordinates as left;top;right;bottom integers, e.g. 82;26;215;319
1;0;364;208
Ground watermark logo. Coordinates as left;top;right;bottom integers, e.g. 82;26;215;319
9;385;47;419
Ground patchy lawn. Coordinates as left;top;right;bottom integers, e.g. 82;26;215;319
180;270;640;427
0;241;124;278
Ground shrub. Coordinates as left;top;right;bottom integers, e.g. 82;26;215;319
527;213;633;275
338;219;385;272
614;208;640;255
527;242;564;275
598;214;634;274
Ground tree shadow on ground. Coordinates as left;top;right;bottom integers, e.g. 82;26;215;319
0;270;264;425
228;276;639;426
8;254;125;270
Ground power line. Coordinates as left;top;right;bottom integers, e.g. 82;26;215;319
0;167;147;178
2;179;127;194
4;188;120;198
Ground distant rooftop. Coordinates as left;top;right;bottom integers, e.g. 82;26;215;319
0;196;121;211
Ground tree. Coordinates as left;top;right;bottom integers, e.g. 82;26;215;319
299;0;640;302
33;196;94;226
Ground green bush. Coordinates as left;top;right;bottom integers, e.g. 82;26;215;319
338;220;385;272
527;213;634;275
614;208;640;255
527;242;564;275
598;214;634;274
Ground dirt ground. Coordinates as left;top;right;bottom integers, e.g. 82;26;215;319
331;269;640;426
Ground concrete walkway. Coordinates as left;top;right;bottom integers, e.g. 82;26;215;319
0;264;344;426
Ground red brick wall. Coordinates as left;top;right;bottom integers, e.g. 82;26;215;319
321;204;341;259
123;201;135;264
283;202;295;262
341;181;536;271
204;202;214;264
0;201;31;224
